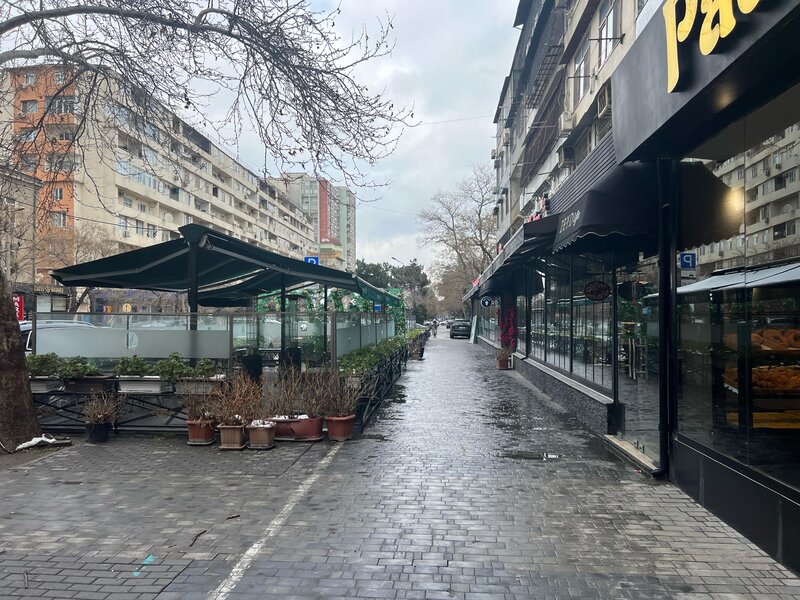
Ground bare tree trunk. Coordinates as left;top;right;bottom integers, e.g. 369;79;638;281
0;272;41;452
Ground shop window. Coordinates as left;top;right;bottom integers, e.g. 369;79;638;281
677;83;800;490
572;255;613;390
545;257;571;372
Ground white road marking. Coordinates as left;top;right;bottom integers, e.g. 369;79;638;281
208;444;343;599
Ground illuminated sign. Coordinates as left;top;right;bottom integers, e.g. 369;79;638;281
663;0;763;93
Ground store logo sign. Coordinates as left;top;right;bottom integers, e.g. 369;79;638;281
558;209;582;234
663;0;762;93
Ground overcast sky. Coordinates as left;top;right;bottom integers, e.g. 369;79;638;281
328;1;519;271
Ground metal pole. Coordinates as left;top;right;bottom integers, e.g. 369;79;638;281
323;284;328;362
280;275;286;362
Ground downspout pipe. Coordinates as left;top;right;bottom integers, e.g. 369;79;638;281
652;158;676;479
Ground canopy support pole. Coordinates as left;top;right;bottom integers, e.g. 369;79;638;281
323;285;328;363
373;301;377;345
187;242;198;365
280;276;286;363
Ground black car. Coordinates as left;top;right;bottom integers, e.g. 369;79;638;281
449;319;471;339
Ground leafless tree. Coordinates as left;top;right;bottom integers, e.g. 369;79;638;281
0;0;408;450
418;164;496;296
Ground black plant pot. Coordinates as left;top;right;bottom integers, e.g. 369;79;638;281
85;422;112;444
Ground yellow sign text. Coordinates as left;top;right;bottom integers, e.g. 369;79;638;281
663;0;762;93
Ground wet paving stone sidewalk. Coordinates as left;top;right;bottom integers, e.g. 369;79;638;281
2;335;800;598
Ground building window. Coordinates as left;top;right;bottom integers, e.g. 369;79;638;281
786;168;797;184
21;100;37;114
598;0;620;66
137;202;147;213
146;224;157;238
135;219;144;235
573;34;590;105
737;166;745;180
751;165;758;178
24;72;36;86
788;220;797;236
53;187;63;201
53;71;65;84
46;96;75;114
50;211;67;228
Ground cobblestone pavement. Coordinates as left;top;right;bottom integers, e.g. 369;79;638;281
2;335;800;599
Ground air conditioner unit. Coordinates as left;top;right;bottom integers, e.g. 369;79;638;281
502;128;511;146
557;145;575;168
493;158;501;170
491;149;497;160
775;160;782;171
765;167;771;176
596;86;611;118
558;112;573;136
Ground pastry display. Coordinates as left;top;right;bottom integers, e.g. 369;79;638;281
725;366;800;392
723;327;800;351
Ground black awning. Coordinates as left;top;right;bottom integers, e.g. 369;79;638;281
552;161;738;254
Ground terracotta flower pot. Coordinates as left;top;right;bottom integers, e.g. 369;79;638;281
187;420;216;445
271;418;300;441
291;417;324;441
246;425;276;450
217;425;246;450
326;415;356;441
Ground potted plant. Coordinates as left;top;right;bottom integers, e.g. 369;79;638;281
290;372;325;441
266;367;303;441
323;371;368;442
215;371;256;450
497;306;516;370
113;355;168;394
175;357;223;395
58;356;112;393
241;384;275;450
83;391;122;443
183;388;218;445
26;353;64;393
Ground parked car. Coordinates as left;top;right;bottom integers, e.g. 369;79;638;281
18;320;97;355
449;319;471;339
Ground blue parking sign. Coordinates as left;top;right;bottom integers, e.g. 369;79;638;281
679;252;696;269
304;256;319;265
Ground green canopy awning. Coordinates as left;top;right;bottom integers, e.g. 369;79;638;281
50;224;400;308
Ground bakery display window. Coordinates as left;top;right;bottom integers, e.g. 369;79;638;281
676;82;800;490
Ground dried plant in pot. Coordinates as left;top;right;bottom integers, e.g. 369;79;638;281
324;371;373;442
215;371;259;450
83;391;122;444
183;388;219;446
239;375;274;450
266;367;303;441
496;346;513;370
290;371;325;442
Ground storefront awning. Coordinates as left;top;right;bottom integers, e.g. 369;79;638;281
464;215;558;300
678;262;800;295
552;162;739;254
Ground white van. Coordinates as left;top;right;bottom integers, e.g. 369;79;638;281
18;320;97;355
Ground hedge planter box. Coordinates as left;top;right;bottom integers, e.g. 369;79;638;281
217;425;246;450
174;377;224;395
29;377;63;393
64;376;115;394
117;376;169;394
246;424;276;450
326;415;356;441
187;420;216;445
85;422;112;444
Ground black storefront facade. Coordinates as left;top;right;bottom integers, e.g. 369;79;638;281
471;1;800;572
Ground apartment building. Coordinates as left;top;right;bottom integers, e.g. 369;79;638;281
2;64;318;285
282;173;357;271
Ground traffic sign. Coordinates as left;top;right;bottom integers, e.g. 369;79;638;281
480;296;493;308
374;304;382;312
122;303;132;313
304;256;319;265
679;252;697;269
